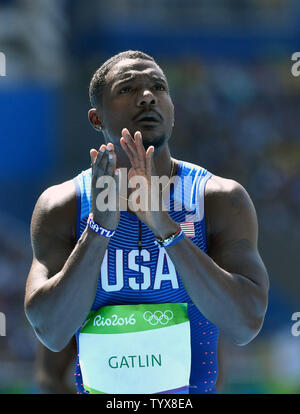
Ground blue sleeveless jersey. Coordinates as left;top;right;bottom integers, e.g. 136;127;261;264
73;160;219;394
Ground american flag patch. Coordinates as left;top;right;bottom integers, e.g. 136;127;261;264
179;222;195;237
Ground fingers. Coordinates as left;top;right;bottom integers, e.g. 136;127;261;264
120;129;137;168
90;144;106;170
120;128;147;171
90;148;98;163
146;145;155;176
90;143;116;178
106;143;116;177
114;168;120;204
135;131;146;168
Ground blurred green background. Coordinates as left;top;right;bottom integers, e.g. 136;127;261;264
0;0;299;394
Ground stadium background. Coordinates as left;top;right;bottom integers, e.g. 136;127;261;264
0;0;299;394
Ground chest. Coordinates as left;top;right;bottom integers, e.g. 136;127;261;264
82;212;208;309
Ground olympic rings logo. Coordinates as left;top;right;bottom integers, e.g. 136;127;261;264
143;310;174;326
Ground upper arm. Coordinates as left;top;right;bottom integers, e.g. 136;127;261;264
25;180;77;304
205;176;269;293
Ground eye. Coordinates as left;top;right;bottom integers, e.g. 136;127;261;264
119;86;131;94
154;84;166;91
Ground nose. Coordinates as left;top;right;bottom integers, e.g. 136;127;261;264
137;89;157;107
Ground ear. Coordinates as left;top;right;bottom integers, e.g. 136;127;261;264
88;108;103;132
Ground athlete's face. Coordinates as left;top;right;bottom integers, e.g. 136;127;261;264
96;58;174;150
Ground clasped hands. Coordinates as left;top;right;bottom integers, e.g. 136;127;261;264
89;128;173;234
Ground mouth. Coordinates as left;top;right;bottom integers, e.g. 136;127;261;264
134;111;162;125
137;119;160;126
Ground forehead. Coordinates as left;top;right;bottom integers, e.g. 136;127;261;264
105;58;166;84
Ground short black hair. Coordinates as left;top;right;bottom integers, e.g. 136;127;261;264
89;50;156;108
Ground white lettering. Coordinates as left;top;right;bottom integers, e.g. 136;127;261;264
128;175;148;211
94;313;136;327
0;52;6;76
186;398;193;408
154;249;179;289
149;398;192;409
106;398;140;411
291;52;300;77
151;175;183;211
101;250;124;291
95;176;117;212
128;249;151;290
291;312;300;337
100;248;179;292
182;175;195;212
118;168;128;210
0;312;6;336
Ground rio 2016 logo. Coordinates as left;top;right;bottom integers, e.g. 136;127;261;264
93;313;136;327
0;52;6;77
291;312;300;337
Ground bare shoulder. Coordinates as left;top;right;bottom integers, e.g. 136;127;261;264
35;179;77;209
205;174;257;240
205;174;249;201
31;179;77;243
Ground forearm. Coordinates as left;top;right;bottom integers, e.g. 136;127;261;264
26;227;109;351
152;214;266;345
166;239;264;344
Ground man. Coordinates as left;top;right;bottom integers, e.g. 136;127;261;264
24;50;269;394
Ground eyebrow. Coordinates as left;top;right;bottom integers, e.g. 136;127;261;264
112;73;168;89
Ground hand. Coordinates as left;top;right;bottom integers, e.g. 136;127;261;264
120;128;167;231
90;143;120;230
